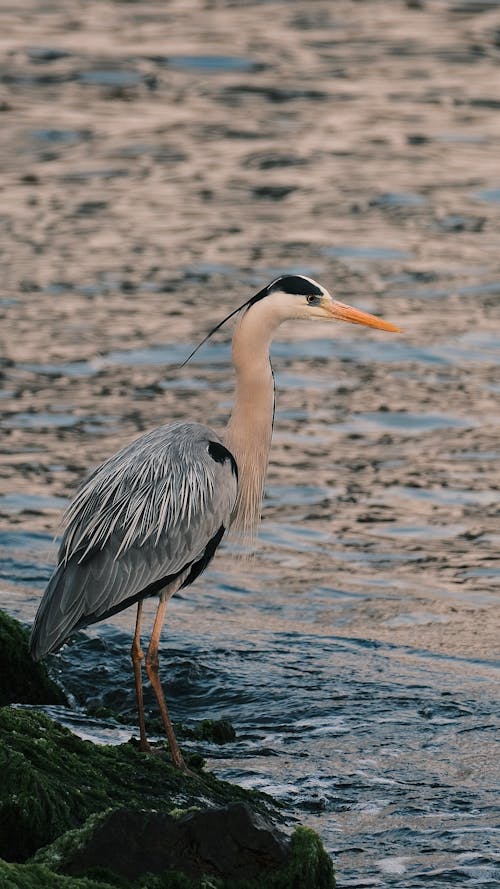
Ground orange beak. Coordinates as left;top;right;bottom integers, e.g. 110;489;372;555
326;299;400;333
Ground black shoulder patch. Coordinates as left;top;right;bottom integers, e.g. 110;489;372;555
208;441;238;479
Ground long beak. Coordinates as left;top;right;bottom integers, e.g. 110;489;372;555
326;299;400;332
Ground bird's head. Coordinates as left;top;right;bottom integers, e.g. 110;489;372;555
182;273;399;365
246;274;400;331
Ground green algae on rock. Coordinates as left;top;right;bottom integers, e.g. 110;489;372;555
0;707;279;863
184;718;236;745
0;610;334;888
34;804;288;882
17;823;333;889
0;610;66;707
0;858;114;889
0;708;334;887
2;829;335;889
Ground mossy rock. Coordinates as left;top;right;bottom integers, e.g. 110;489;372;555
0;707;278;863
0;609;66;707
34;803;289;882
0;824;334;888
0;858;113;888
0;827;335;889
0;611;334;889
184;718;236;745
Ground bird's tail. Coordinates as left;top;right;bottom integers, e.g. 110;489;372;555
29;561;86;661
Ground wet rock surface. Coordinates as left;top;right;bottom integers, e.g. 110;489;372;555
0;608;331;887
0;694;333;887
0;609;66;707
50;804;288;881
0;704;279;864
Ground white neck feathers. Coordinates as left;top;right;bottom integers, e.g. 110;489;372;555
223;302;279;541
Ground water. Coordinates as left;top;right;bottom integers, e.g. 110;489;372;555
32;128;88;145
49;330;497;377
2;375;499;862
323;245;412;263
369;193;426;208
4;566;498;887
335;411;475;435
0;493;67;513
0;411;115;432
2;314;499;886
0;424;500;889
166;55;259;73
472;188;500;203
77;70;144;88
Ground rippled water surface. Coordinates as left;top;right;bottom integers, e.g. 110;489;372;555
2;315;500;887
1;0;500;885
2;319;499;886
3;541;499;887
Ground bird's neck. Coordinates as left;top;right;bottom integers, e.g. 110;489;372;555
224;305;278;540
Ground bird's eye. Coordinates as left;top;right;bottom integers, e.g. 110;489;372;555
306;294;319;305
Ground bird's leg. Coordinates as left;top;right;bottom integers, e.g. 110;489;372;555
145;598;187;771
131;600;150;752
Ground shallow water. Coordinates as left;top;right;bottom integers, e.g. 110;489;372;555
166;55;259;74
4;347;500;868
0;320;500;889
2;323;499;886
4;545;499;888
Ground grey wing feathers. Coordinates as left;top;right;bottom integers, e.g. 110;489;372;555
30;422;237;660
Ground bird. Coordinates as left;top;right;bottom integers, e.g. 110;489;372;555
30;274;399;770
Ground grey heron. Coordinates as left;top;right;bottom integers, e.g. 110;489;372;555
30;274;399;770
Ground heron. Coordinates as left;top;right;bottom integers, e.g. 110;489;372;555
30;274;399;770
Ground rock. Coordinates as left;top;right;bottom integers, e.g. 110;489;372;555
4;821;335;887
0;706;335;887
0;609;66;707
43;805;287;881
34;806;335;887
0;707;278;863
189;718;236;744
